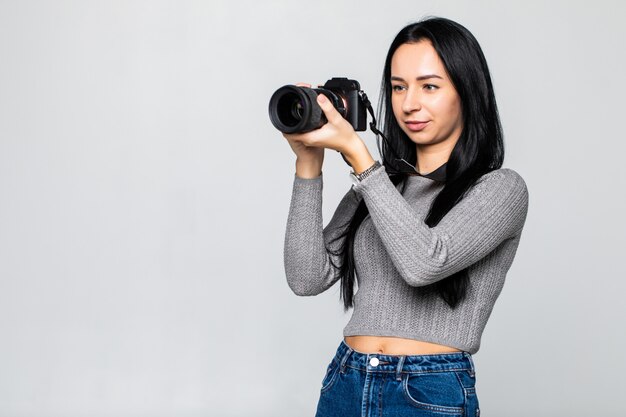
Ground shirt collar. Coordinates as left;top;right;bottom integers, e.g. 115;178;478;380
408;162;447;182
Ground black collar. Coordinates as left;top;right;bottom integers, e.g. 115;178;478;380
408;162;447;182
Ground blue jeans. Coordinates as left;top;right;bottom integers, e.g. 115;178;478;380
315;340;480;417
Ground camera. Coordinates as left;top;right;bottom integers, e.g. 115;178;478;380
268;77;367;134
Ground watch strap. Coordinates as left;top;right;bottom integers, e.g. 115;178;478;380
352;160;381;182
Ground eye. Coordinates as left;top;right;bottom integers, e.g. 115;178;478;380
391;84;406;92
424;84;439;91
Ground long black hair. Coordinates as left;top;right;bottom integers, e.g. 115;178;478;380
330;17;504;311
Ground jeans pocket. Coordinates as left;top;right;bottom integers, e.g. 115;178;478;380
320;359;340;393
402;371;465;415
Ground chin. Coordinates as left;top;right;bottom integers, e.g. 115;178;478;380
405;132;434;144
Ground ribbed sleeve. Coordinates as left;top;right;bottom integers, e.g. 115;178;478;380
351;164;529;287
284;173;363;296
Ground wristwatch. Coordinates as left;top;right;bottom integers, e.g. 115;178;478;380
350;160;382;186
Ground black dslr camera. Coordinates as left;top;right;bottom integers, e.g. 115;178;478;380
268;77;367;134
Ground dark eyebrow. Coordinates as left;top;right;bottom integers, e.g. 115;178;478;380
391;74;444;82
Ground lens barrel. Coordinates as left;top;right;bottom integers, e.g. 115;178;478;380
270;84;351;134
268;85;324;133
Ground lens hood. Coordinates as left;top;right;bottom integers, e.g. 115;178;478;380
268;85;326;133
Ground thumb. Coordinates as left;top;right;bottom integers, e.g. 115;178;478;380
317;94;343;125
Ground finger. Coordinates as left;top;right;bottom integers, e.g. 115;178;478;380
295;82;312;88
317;94;343;125
284;130;324;147
283;132;308;143
283;132;304;143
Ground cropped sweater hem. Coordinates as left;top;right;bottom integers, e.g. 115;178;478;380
343;326;479;355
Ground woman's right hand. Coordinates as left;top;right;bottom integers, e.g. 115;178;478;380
282;82;324;178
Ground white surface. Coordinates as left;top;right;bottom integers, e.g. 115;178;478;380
1;1;625;416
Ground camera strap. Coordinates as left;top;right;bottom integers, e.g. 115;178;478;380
357;90;419;175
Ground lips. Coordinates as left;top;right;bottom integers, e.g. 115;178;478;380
404;120;429;132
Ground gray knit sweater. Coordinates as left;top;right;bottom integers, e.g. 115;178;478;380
284;163;529;354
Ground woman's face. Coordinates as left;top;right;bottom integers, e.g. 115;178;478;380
390;41;463;150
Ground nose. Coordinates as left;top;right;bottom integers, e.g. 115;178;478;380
401;88;421;114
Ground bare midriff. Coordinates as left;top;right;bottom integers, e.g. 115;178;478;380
344;335;461;355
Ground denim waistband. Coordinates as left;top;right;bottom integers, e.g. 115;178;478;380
331;340;475;377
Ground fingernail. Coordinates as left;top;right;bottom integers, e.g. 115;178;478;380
318;94;327;103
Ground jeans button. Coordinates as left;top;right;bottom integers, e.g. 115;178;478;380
369;357;379;367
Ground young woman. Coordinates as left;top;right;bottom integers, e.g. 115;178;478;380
282;17;528;417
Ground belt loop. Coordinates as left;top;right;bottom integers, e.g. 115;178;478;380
339;346;353;374
395;356;405;381
463;352;475;377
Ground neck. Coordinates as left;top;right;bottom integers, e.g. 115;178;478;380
415;136;458;174
415;150;451;174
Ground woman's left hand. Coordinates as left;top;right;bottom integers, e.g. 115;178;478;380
284;90;377;173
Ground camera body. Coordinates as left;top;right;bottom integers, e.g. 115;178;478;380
268;77;367;134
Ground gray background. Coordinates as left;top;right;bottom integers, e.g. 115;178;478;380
1;0;624;416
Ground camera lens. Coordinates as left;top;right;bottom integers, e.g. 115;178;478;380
269;85;325;133
274;91;304;128
292;100;304;120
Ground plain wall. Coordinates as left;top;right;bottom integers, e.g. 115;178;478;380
1;0;625;416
